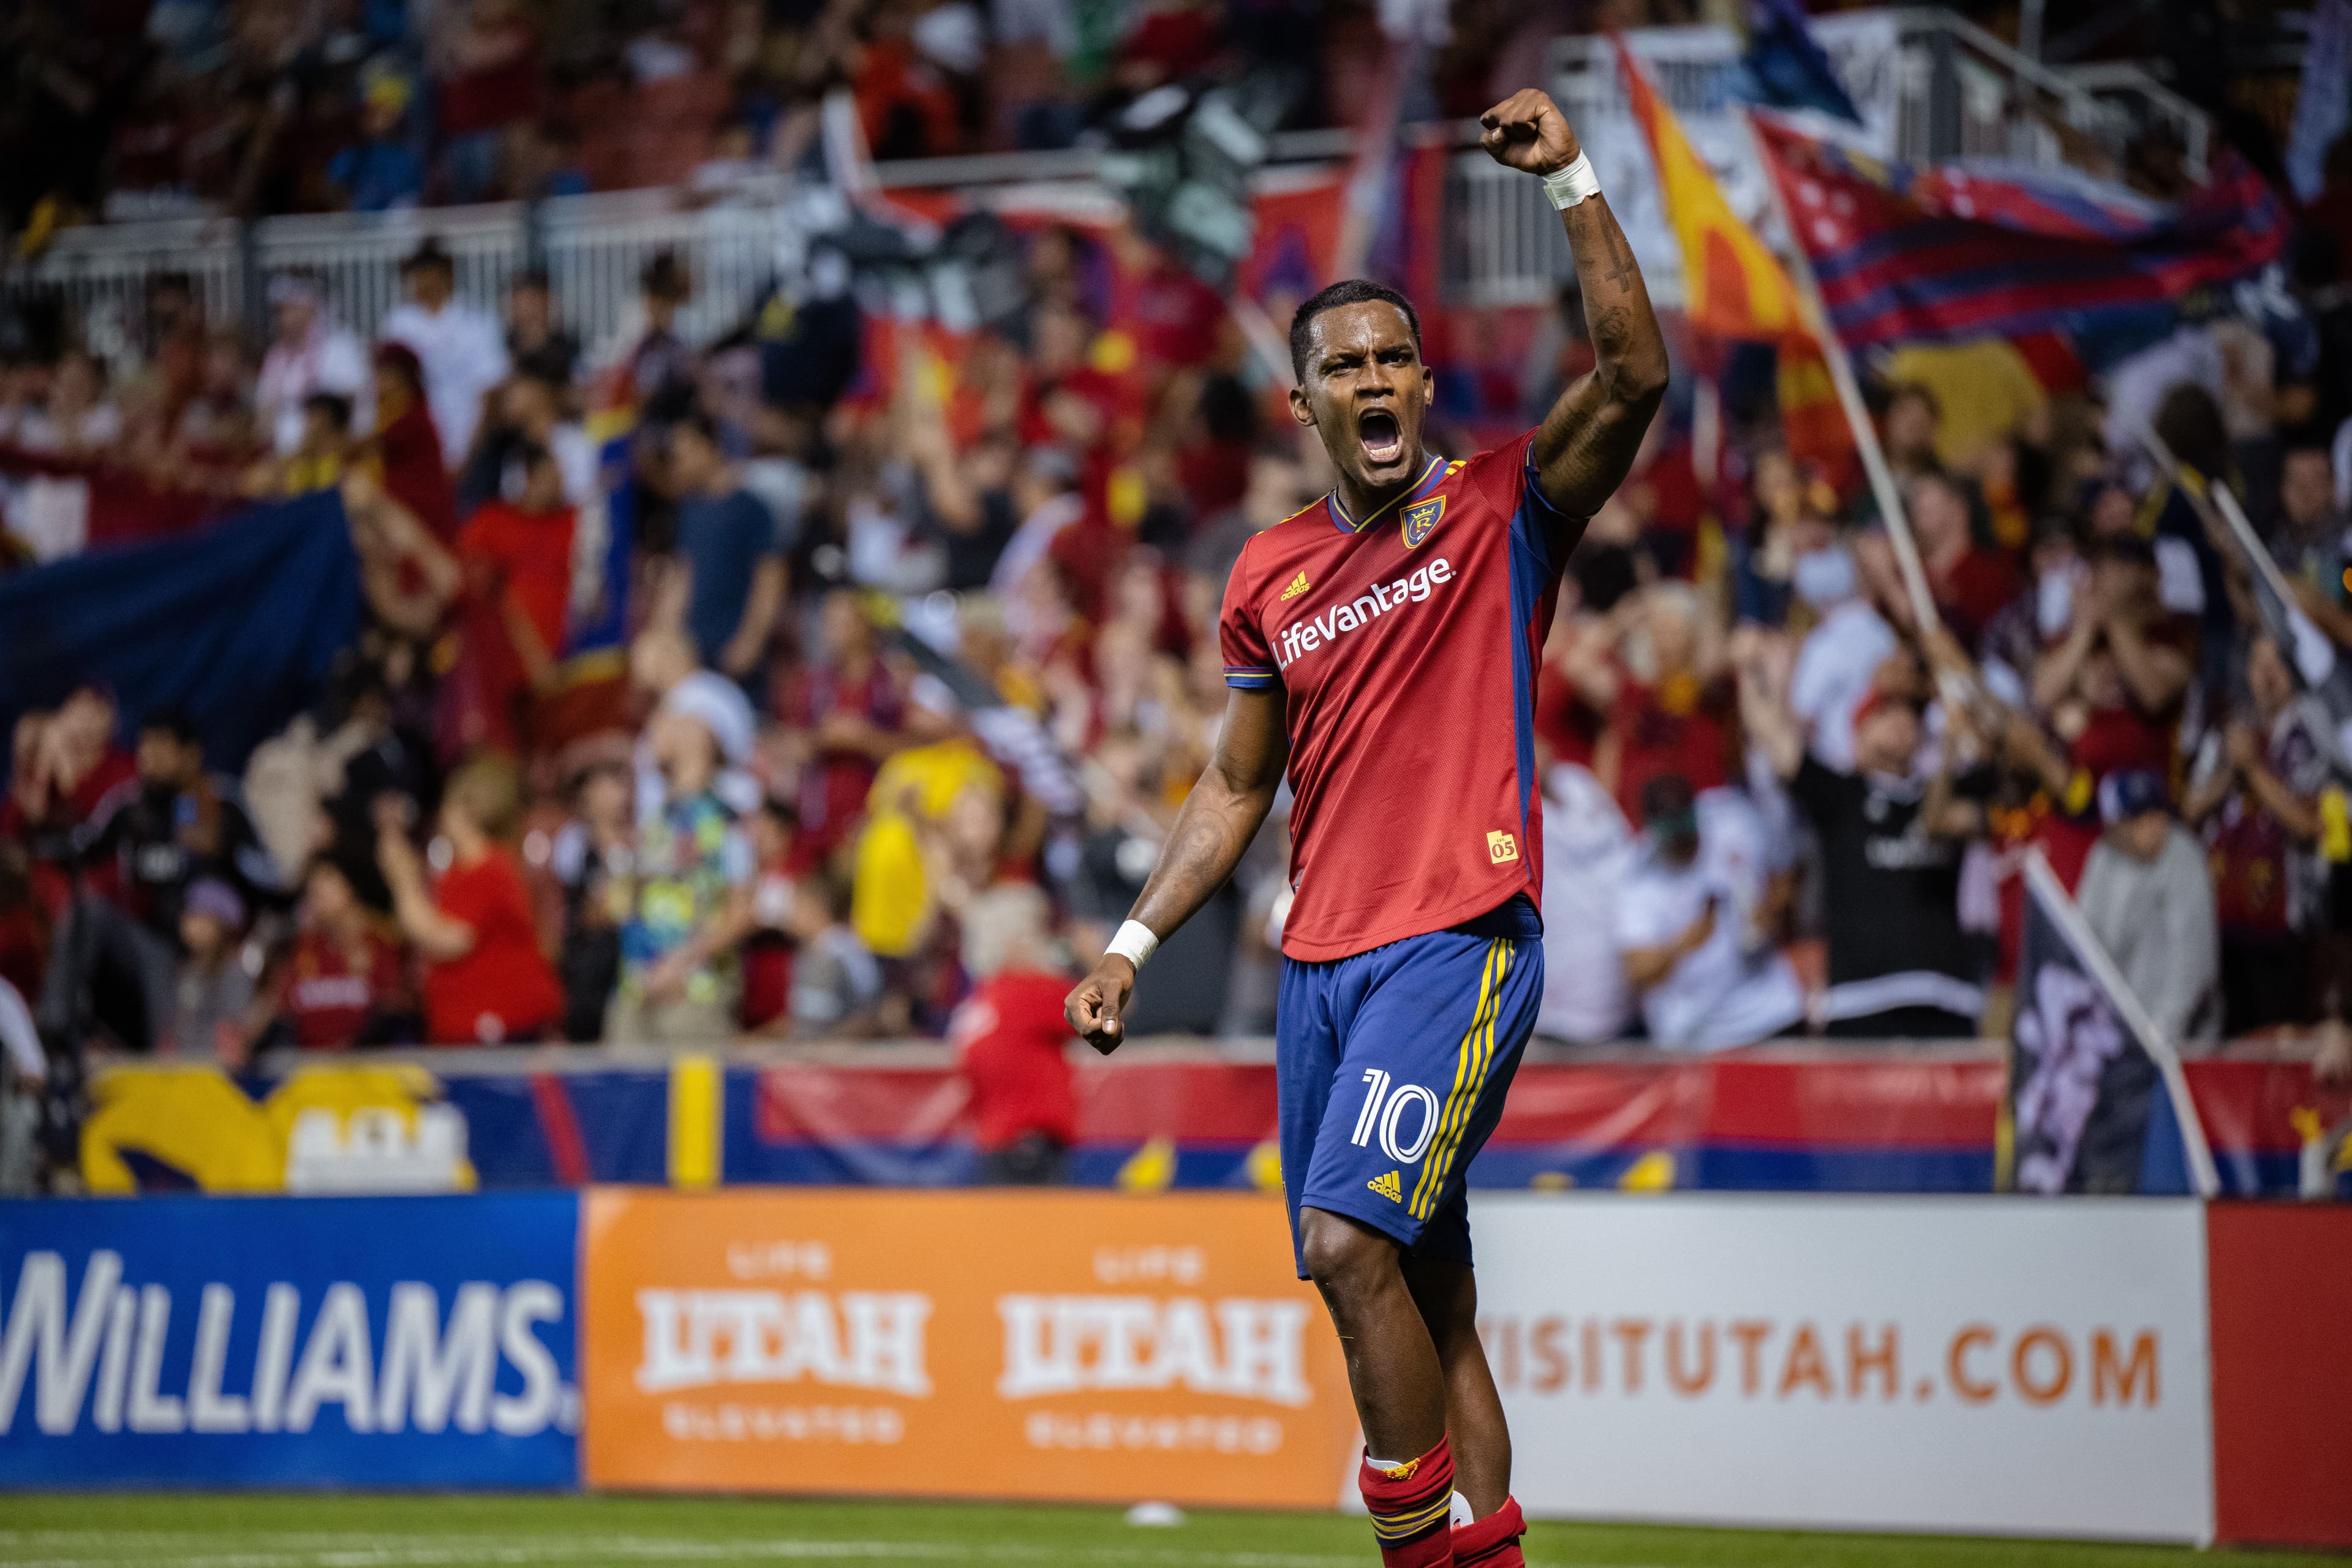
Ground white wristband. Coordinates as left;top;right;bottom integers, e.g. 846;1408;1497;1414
1106;919;1160;970
1542;153;1601;210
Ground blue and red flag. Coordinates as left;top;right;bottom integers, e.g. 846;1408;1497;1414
1752;113;2290;369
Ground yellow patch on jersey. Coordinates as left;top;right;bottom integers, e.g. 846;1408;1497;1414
1401;495;1445;549
1487;829;1519;864
1279;570;1312;602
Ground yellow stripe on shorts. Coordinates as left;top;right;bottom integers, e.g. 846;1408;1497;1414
1410;938;1504;1220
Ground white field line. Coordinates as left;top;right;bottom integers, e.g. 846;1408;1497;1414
0;1531;1683;1568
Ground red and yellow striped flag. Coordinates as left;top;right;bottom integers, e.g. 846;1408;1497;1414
1615;39;1854;489
1615;38;1803;341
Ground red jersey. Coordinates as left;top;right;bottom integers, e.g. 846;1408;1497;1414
275;925;409;1049
951;968;1080;1151
1219;434;1577;960
421;850;562;1046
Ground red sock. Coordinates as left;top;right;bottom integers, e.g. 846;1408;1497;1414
1358;1438;1456;1567
1452;1496;1526;1567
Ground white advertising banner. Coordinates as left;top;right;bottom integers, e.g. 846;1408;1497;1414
1469;1195;2213;1542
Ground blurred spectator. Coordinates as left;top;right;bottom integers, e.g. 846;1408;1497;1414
1536;761;1636;1046
660;411;787;687
1787;525;1898;771
505;270;582;392
262;392;354;496
170;876;252;1062
259;857;415;1050
1615;774;1804;1050
550;761;632;1043
630;628;761;815
453;442;576;751
381;241;510;469
2184;635;2334;1033
1743;641;1988;1038
326;73;426;212
790;872;884;1038
256;276;371;458
1911;472;2020;649
431;0;543;203
14;351;121;458
951;882;1077;1184
375;758;562;1044
2079;768;2220;1048
609;704;755;1043
777;590;905;858
369;343;459;543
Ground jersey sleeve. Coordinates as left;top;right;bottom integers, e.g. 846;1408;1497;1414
1461;429;1580;572
1217;535;1280;691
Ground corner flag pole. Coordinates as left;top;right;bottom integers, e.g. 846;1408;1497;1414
1739;110;1940;638
2022;846;2223;1198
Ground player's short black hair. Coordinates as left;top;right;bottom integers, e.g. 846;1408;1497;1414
1288;279;1422;382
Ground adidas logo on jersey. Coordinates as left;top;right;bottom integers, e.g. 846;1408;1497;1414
1275;558;1455;670
1280;570;1312;601
1368;1170;1403;1202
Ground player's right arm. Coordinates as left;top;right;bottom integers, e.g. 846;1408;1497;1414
1065;684;1289;1053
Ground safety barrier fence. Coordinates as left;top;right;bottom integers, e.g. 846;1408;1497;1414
0;1188;2342;1549
61;1040;2339;1199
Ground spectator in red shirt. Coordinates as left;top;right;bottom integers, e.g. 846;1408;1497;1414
376;758;562;1045
263;858;414;1049
432;0;543;201
777;590;906;864
454;442;575;750
949;883;1077;1185
369;344;457;545
1910;471;2021;649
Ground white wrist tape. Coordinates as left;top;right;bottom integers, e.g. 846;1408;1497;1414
1542;152;1601;210
1106;919;1160;970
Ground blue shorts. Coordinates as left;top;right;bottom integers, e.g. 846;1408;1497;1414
1276;897;1544;1279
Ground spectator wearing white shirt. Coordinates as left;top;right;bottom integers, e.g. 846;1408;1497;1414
1787;527;1897;774
1537;762;1635;1044
255;276;371;458
380;241;510;470
1614;774;1806;1050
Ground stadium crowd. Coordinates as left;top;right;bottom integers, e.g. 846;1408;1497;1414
0;0;1496;232
10;111;2352;1145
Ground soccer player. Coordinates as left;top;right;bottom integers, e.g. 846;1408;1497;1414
1065;88;1665;1568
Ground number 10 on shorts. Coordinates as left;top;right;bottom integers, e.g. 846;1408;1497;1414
1349;1068;1439;1164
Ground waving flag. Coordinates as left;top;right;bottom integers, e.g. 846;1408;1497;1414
1754;113;2289;369
1736;0;1862;123
1616;44;1853;484
1618;40;1805;343
2008;850;2219;1196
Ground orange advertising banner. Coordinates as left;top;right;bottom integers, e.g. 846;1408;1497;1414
580;1188;1361;1507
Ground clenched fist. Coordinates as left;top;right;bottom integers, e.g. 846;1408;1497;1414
1479;88;1581;177
1065;955;1137;1055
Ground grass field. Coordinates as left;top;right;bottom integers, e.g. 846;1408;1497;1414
1;1496;2346;1568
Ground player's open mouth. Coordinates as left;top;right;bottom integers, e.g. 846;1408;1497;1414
1358;409;1403;466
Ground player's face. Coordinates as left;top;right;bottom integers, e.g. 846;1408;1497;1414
1290;301;1434;496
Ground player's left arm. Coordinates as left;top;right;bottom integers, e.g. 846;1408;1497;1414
1480;89;1670;521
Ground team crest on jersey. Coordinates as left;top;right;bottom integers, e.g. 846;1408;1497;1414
1401;495;1444;548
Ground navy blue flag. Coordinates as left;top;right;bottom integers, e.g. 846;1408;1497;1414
1736;0;1863;123
2008;851;2217;1196
0;491;360;769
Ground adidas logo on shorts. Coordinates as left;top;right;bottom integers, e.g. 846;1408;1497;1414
1368;1170;1403;1202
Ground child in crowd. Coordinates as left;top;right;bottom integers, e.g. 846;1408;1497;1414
550;760;632;1043
258;858;413;1050
608;707;754;1043
377;760;563;1045
172;877;254;1061
949;883;1077;1185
